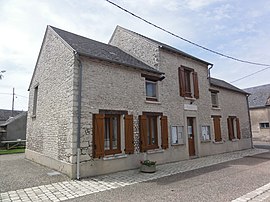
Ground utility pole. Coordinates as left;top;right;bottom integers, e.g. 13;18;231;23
12;88;15;117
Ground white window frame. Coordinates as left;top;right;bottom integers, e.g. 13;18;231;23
211;92;219;108
171;125;184;145
201;125;211;142
146;80;158;100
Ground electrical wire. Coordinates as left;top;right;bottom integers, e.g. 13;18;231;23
105;0;270;67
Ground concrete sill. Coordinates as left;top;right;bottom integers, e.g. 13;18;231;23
212;107;221;110
171;143;185;146
147;149;164;154
145;100;161;105
213;140;224;144
201;140;211;143
31;115;36;118
184;97;196;101
103;154;127;161
231;139;239;142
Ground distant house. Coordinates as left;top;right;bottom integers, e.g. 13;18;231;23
245;84;270;141
26;25;252;179
0;110;27;143
0;109;22;124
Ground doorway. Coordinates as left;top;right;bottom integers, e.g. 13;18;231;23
187;117;196;156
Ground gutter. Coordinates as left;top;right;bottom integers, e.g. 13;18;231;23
74;51;83;180
207;64;213;79
246;95;254;148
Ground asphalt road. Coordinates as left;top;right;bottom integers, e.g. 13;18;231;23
66;143;270;202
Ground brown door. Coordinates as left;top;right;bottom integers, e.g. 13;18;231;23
187;117;196;156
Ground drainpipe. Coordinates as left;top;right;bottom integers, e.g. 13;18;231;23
74;51;83;180
246;95;253;148
207;64;213;80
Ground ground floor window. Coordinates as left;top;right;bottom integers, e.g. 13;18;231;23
201;125;211;141
171;126;184;145
227;116;241;140
260;122;269;129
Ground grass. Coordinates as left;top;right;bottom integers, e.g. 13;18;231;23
0;146;25;155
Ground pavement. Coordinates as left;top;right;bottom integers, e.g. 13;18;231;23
0;148;269;202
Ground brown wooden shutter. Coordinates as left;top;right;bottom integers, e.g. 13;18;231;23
161;116;169;149
213;117;222;142
178;67;185;97
125;115;134;154
227;117;233;140
193;71;199;99
93;114;105;158
236;118;241;139
139;115;147;152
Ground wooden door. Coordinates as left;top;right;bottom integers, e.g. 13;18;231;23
187;117;195;156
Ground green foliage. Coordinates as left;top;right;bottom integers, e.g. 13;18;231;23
0;147;25;155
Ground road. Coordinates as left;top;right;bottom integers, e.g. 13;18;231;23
67;142;270;202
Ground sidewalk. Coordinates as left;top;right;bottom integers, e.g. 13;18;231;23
0;148;268;202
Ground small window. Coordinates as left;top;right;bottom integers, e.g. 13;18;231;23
171;126;184;145
146;80;157;101
211;92;219;107
32;85;38;116
201;125;211;141
260;122;270;129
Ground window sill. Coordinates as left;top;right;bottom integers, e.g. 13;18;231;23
103;154;127;161
171;143;185;146
231;138;239;142
146;148;164;154
145;100;161;105
212;107;221;110
31;115;36;118
212;140;224;144
184;97;196;101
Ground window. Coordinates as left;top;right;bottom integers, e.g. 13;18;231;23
211;92;219;107
260;122;270;129
93;112;134;158
146;80;157;101
171;126;184;145
227;116;241;140
139;113;169;152
178;66;199;99
32;85;38;116
201;125;211;141
104;114;121;155
212;116;222;142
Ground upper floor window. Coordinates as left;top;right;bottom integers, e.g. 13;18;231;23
227;116;241;140
146;80;157;101
260;122;269;129
178;66;199;99
210;89;219;108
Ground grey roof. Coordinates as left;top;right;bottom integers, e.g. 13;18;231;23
0;111;27;127
114;26;212;66
210;78;248;95
244;84;270;108
0;109;23;122
50;26;163;75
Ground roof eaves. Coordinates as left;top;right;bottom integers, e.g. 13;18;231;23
210;83;248;95
78;52;164;75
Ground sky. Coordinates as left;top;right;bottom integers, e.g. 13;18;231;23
0;0;270;111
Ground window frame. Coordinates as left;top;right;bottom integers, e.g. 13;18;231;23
104;114;121;155
145;114;159;150
32;85;38;117
212;115;222;142
260;122;270;129
201;125;211;142
145;80;158;101
171;125;184;145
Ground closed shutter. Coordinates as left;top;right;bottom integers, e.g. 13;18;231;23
193;72;199;99
236;118;241;139
125;115;134;154
139;115;147;152
161;116;169;149
213;117;222;141
178;67;185;97
227;117;234;140
93;114;105;158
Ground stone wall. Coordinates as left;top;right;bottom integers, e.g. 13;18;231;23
26;27;77;170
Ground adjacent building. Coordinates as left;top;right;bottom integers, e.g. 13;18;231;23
26;25;252;178
245;84;270;141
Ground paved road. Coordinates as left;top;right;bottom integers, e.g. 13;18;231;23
66;145;270;202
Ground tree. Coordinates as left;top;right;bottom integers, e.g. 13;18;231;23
0;70;6;79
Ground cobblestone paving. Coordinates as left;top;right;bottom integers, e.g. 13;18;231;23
0;148;267;202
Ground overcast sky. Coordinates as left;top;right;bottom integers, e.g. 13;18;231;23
0;0;270;111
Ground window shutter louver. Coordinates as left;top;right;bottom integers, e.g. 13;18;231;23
125;115;134;154
93;114;105;158
161;116;169;149
193;72;199;99
227;118;233;140
139;115;147;152
236;118;241;139
178;67;185;97
213;117;222;141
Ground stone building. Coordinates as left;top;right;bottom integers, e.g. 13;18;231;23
245;84;270;141
26;25;252;179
